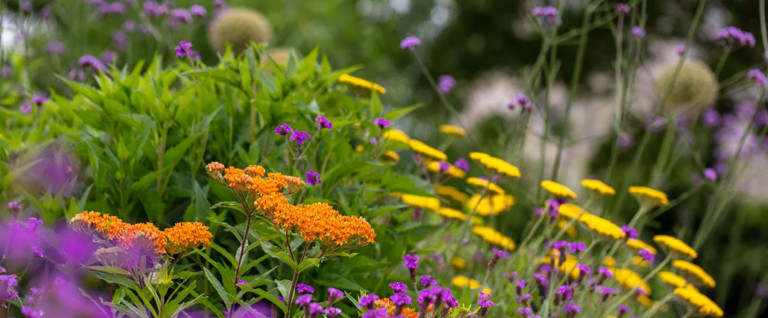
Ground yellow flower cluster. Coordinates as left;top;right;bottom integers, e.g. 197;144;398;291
338;74;387;95
579;214;625;240
659;271;692;289
674;287;724;317
673;260;716;288
70;211;212;255
626;239;658;255
451;257;467;269
472;226;516;250
409;139;447;161
434;207;481;224
557;203;592;220
451;275;491;293
612;267;651;296
381;151;400;163
465;194;515;216
439;125;467;137
580;179;615;195
469;152;521;178
435;185;469;203
466;177;504;195
399;193;441;211
653;235;698;259
382;129;411;144
540;180;577;199
628;186;670;207
427;161;466;178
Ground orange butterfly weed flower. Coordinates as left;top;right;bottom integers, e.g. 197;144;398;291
69;211;128;241
163;222;214;255
375;298;418;318
120;222;167;254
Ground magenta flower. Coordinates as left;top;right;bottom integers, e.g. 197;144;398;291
190;5;207;17
511;93;533;110
45;41;66;55
403;254;419;269
295;294;312;306
676;44;686;56
290;131;311;146
358;293;379;309
477;292;494;308
315;116;333;130
621;226;637;239
275;123;293;136
236;280;248;285
575;264;591;276
556;285;573;300
531;6;560;26
20;102;32;114
389;282;407;293
437;75;456;94
747;69;767;86
716;26;756;47
374;117;391;129
632;26;646;38
702;109;721;126
8;201;21;212
297;283;314;294
175;40;194;59
615;3;630;15
362;308;388;318
618;304;631;316
327;287;343;304
78;55;106;72
171;9;193;25
638;249;655;262
305;170;321;186
420;275;436;287
703;168;718;181
564;302;580;316
325;307;341;318
400;36;421;51
27;218;43;230
569;242;586;253
308;303;323;315
391;292;412;306
453;158;469;171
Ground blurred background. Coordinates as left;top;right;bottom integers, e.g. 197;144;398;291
2;0;767;316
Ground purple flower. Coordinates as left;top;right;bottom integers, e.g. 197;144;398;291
308;303;323;315
403;254;419;269
171;9;193;24
45;41;66;55
8;201;21;212
358;294;379;308
748;69;767;86
2;65;12;78
27;218;43;230
702;109;721;127
564;302;581;315
454;158;470;171
297;283;314;294
315;116;333;130
391;292;412;306
618;304;631;316
400;36;421;51
437;161;450;173
511;93;533;110
477;292;494;308
374;117;391;129
175;40;194;59
615;3;630;15
325;307;341;318
598;266;613;279
531;6;560;26
98;2;125;15
78;55;106;72
417;288;435;305
569;242;586;253
275;123;293;136
123;20;136;32
20;102;32;114
290;131;311;147
32;246;45;258
327;288;343;304
517;307;533;316
438;75;456;94
295;294;312;306
676;44;686;56
716;26;756;47
362;308;388;318
632;26;646;38
305;170;321;186
556;285;573;300
575;264;591;277
621;226;637;239
420;275;436;287
144;1;169;18
190;5;207;17
389;282;407;293
703;168;718;181
112;31;128;50
639;249;655;262
492;248;509;260
533;273;547;284
236;280;248;285
99;51;117;64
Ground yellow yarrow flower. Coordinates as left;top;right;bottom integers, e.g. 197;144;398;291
472;226;516;250
628;186;670;207
465;194;515;216
580;214;625;240
674;287;724;317
653;235;698;259
636;294;654;308
632;256;650;268
541;180;577;199
439;124;467;137
602;257;616;267
382;129;411;144
659;271;693;289
612;267;651;296
427;161;466;179
435;185;469;203
452;275;481;289
580;179;616;195
626;239;658;255
466;177;505;195
451;257;467;269
469;152;521;179
434;207;481;224
409;139;447;161
399;194;441;211
338;74;386;95
673;260;716;288
557;204;592;220
380;151;400;163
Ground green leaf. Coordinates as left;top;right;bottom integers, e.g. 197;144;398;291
297;257;321;273
385;104;422;120
261;242;298;270
202;267;231;308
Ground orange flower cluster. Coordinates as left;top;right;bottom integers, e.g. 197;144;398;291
70;211;213;255
218;164;295;196
375;298;419;318
256;194;376;246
